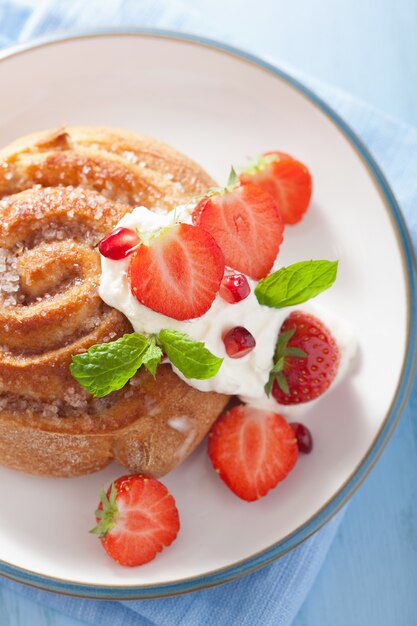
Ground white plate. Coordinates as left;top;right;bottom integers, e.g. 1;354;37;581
0;31;415;599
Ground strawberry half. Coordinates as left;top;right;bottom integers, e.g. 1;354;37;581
240;152;312;225
129;223;225;321
270;311;340;405
192;170;283;280
91;475;180;567
208;405;298;502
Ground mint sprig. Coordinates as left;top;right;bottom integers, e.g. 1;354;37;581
255;260;338;309
70;329;223;397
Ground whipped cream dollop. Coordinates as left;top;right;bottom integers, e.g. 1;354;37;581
99;204;356;415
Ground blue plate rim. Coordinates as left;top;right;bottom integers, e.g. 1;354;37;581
0;27;416;600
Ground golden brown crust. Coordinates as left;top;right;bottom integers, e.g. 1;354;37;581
0;127;213;207
0;127;227;478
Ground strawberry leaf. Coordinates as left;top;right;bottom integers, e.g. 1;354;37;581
275;328;295;355
264;372;275;397
227;166;239;190
242;153;279;176
193;186;224;203
276;372;289;395
271;356;285;373
158;329;223;380
90;483;119;538
255;260;338;308
283;347;307;358
264;320;307;398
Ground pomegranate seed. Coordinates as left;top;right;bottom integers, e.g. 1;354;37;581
223;326;256;358
290;422;313;453
99;227;140;260
219;273;251;304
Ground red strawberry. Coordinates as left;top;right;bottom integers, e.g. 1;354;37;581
192;172;283;280
240;152;312;225
270;311;340;405
129;223;225;321
91;475;180;567
208;405;298;501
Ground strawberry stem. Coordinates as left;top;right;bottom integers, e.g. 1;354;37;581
126;241;142;254
242;153;280;176
194;167;239;204
126;228;145;254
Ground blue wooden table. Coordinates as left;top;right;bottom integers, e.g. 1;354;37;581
1;0;417;624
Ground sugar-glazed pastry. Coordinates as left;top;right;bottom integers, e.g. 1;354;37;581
0;127;228;477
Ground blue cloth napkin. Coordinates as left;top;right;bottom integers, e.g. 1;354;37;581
1;1;417;625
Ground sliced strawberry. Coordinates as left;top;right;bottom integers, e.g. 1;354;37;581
91;475;180;567
193;182;283;280
240;152;312;225
270;311;340;405
208;405;298;501
129;223;225;321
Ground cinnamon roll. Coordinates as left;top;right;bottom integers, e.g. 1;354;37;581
0;127;228;477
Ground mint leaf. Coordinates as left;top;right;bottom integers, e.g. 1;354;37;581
158;329;223;380
255;260;338;308
70;333;154;397
142;340;163;377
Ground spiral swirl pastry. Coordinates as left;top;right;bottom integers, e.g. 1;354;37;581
0;127;227;477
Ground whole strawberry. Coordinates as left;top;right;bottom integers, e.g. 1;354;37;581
269;311;340;405
91;475;180;567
